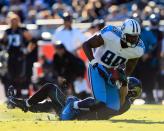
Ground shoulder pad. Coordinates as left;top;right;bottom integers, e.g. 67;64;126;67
101;25;122;37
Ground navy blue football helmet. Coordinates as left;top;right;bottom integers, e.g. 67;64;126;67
127;77;142;101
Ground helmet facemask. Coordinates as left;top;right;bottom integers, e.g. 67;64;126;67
128;86;142;101
122;33;140;48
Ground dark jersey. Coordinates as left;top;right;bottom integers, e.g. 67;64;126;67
5;27;28;56
4;27;30;79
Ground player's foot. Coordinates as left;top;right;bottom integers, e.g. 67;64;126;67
7;85;16;109
8;97;29;112
7;85;29;112
7;85;15;98
60;96;80;120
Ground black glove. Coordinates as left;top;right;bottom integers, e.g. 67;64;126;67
117;67;127;86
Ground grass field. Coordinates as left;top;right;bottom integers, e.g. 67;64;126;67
0;104;164;131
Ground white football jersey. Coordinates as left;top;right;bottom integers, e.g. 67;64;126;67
94;25;145;68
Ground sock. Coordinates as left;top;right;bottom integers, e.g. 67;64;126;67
73;101;79;109
73;97;95;111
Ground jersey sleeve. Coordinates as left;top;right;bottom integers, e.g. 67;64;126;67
132;40;145;59
100;25;122;44
100;26;114;42
137;40;145;57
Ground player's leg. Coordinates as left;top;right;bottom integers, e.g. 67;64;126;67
77;102;115;120
77;97;131;120
60;94;101;120
60;64;121;120
60;64;104;120
8;83;66;114
60;96;95;120
73;97;96;110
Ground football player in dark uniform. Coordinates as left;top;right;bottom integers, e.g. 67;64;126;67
7;77;142;120
1;13;37;98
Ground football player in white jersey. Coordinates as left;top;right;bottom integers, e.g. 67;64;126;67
60;19;145;120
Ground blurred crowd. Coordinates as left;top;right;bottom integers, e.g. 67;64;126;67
0;0;163;24
0;0;163;104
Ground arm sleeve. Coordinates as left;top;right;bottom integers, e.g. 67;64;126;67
100;26;114;44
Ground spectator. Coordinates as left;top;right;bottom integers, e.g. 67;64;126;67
132;14;157;104
149;13;164;103
84;19;105;41
32;55;53;91
52;41;88;98
24;9;37;24
52;12;86;54
1;12;37;98
52;0;73;18
105;5;120;21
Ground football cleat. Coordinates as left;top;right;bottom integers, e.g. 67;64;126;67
7;85;29;112
7;85;16;109
7;85;15;98
8;97;29;112
60;96;80;120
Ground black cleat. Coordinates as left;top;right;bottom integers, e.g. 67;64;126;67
7;85;28;112
8;97;29;112
7;85;15;98
7;85;16;109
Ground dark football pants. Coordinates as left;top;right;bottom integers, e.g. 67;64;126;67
27;83;130;120
28;83;66;114
27;82;116;119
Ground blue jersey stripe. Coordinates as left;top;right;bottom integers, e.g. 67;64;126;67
101;25;122;38
138;40;145;53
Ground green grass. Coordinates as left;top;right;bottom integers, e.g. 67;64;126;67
0;104;164;131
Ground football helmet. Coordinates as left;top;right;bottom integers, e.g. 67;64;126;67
121;19;141;48
127;77;142;101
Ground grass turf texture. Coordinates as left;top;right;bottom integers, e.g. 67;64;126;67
0;104;164;131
